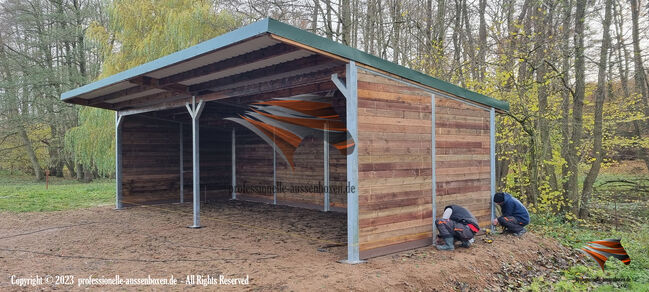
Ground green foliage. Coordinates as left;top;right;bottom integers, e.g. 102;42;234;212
526;213;649;290
87;0;241;77
64;108;115;177
65;0;241;177
0;171;113;212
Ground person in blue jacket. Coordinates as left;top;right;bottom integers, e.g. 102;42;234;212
492;192;530;236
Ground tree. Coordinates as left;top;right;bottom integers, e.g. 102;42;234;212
65;0;241;178
580;0;613;218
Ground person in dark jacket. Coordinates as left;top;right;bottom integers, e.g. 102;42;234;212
492;192;530;236
435;205;480;250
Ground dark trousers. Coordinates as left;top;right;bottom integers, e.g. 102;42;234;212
435;219;474;241
497;216;526;233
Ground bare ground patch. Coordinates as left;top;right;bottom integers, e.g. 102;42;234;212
0;200;579;291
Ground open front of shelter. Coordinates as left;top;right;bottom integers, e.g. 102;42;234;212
61;18;509;263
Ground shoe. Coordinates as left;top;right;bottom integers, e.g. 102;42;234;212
513;229;527;236
435;237;455;250
460;240;471;248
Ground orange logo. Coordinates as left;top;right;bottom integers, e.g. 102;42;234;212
225;92;354;169
581;238;631;271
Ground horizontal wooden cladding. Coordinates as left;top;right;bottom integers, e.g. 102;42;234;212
182;125;232;200
434;95;492;230
359;237;432;259
122;115;181;203
357;70;433;259
235;125;347;209
436;191;492;228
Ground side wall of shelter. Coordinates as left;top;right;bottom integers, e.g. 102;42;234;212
122;116;181;205
121;115;233;205
233;83;348;210
181;124;232;201
434;97;491;228
356;69;434;259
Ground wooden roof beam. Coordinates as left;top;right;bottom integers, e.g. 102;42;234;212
129;76;190;95
117;66;344;115
88;85;153;105
189;54;334;92
158;43;300;86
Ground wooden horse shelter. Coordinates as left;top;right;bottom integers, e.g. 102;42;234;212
61;18;509;263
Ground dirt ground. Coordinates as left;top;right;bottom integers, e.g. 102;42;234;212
0;200;581;291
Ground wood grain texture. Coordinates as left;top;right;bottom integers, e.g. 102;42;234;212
357;70;433;259
435;95;492;228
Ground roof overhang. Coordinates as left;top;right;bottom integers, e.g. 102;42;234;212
61;18;509;112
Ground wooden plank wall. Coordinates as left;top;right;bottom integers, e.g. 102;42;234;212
122;115;233;205
234;91;348;210
356;70;434;259
122;116;180;205
181;125;232;202
434;97;491;228
234;129;275;203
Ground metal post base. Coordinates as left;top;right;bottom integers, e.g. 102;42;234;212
338;259;366;265
187;225;202;229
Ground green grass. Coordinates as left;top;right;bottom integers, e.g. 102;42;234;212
0;171;114;212
525;215;649;290
523;171;649;291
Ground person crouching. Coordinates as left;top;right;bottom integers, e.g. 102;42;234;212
492;192;530;236
435;205;480;250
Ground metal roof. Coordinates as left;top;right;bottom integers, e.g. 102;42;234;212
61;18;509;111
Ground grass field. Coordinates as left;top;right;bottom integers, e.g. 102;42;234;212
0;171;114;212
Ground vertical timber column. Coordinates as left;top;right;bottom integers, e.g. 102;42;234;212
490;108;496;229
431;95;437;243
232;127;236;200
115;112;124;209
186;97;205;228
331;61;361;263
179;123;184;203
323;123;330;212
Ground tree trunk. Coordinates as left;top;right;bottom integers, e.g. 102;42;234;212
535;1;559;192
477;0;487;83
312;0;319;32
76;163;84;181
630;0;649;171
631;0;649;127
19;127;44;181
614;1;649;171
567;0;587;216
580;0;612;218
341;0;351;45
391;0;401;64
560;0;573;212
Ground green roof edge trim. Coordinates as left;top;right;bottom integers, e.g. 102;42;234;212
61;17;509;111
266;18;508;111
60;19;271;100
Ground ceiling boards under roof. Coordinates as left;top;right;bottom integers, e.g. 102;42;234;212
61;18;509;112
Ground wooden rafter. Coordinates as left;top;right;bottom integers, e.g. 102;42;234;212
189;54;330;92
158;43;299;86
118;65;344;115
